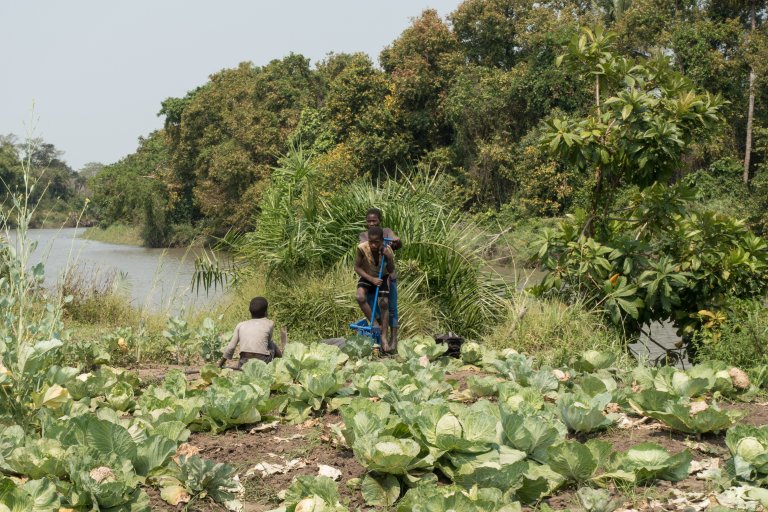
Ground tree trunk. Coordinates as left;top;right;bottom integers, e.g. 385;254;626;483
744;0;757;184
586;166;602;238
596;75;601;115
745;70;756;183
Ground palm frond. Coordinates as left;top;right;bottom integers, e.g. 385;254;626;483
197;147;513;337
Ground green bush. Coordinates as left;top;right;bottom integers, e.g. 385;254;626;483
683;157;750;218
747;171;768;236
169;222;199;247
693;299;768;370
202;148;511;338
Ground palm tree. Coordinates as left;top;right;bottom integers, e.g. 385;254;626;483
196;147;512;338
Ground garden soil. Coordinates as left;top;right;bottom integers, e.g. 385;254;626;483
135;365;767;512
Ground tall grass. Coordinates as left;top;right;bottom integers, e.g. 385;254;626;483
61;266;140;325
81;223;143;245
0;127;69;346
199;147;512;338
482;295;629;367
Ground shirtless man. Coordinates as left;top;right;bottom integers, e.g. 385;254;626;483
359;208;402;352
354;226;395;349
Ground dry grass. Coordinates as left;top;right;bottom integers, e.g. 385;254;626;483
482;294;630;367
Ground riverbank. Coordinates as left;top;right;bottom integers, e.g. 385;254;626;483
81;223;143;245
81;222;211;248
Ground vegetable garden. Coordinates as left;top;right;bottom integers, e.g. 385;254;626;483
4;1;768;509
2;331;767;511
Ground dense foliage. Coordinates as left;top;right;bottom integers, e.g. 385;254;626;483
196;148;510;339
86;0;768;247
533;29;768;340
0;135;89;227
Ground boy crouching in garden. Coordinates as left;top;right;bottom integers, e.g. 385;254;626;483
218;297;282;369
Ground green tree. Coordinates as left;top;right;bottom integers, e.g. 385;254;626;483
705;0;767;182
380;9;463;159
315;53;389;143
533;28;768;342
78;162;104;179
449;0;586;70
550;28;724;229
160;55;321;234
88;131;171;246
612;0;678;54
450;0;521;70
443;0;588;208
21;139;77;203
0;137;22;195
669;15;746;169
306;52;411;182
443;65;520;206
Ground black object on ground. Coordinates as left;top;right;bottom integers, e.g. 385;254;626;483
434;332;464;358
322;337;347;349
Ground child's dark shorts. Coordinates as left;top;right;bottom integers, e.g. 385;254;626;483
237;351;272;369
357;275;389;297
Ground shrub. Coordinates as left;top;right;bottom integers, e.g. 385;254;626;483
169;222;199;247
482;295;627;367
61;267;139;326
693;299;768;370
200;147;511;338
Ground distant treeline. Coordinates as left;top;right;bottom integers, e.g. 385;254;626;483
0;135;97;228
86;0;768;247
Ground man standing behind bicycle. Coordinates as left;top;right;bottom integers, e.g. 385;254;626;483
358;208;402;353
355;225;396;352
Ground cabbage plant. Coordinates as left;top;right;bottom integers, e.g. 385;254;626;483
397;336;448;361
557;392;615;434
572;350;617;373
500;405;565;462
629;390;745;435
397;484;523;512
726;425;768;482
461;342;483;364
273;343;350;423
609;443;692;484
281;475;348;511
466;374;500;398
546;440;634;486
410;401;499;455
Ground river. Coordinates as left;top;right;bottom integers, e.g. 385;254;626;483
9;228;221;313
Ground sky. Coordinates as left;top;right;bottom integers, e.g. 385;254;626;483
0;1;463;171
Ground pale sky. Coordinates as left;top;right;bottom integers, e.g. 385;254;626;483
0;1;463;171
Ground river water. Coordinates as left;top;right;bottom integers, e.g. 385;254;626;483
9;228;221;313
